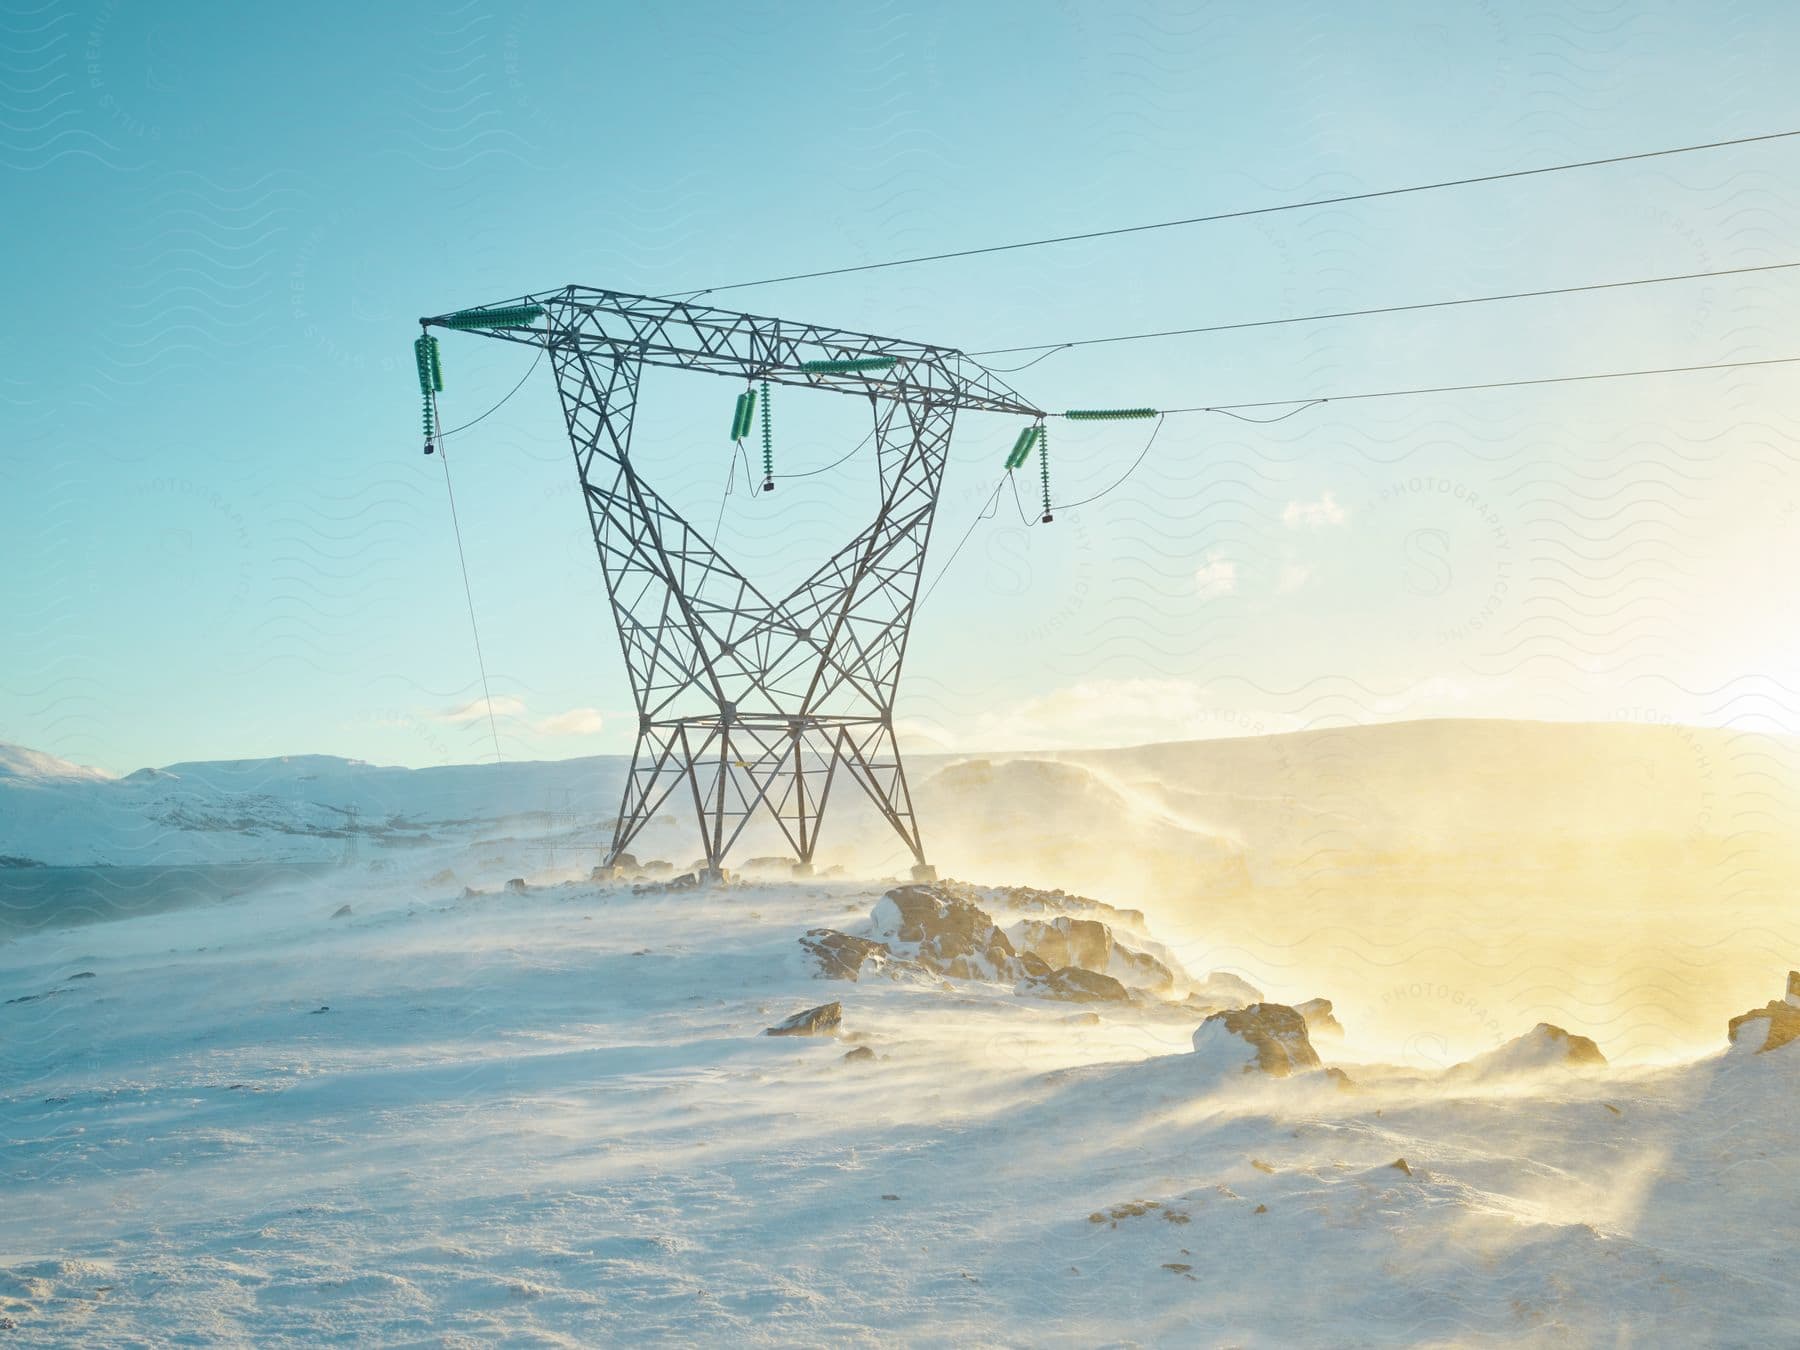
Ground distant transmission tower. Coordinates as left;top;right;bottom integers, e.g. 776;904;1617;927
419;289;1042;881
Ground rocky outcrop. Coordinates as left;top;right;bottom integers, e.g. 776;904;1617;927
1295;997;1343;1039
1113;945;1177;995
1453;1023;1606;1076
1017;965;1130;1003
504;877;527;893
1008;917;1113;971
816;882;1194;1005
1185;970;1263;1010
766;1002;842;1037
872;886;1019;981
800;929;891;981
1727;971;1800;1054
1191;1003;1322;1077
1006;914;1175;995
983;882;1147;929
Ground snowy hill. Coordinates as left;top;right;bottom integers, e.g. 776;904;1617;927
7;719;1799;1064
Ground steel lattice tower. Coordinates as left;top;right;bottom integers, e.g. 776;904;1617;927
423;288;1042;880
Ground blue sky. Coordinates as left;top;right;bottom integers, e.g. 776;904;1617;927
6;1;1800;772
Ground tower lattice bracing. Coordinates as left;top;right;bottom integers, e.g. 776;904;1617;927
424;288;1041;877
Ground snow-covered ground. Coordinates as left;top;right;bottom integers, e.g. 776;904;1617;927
4;854;1797;1345
4;721;1798;1343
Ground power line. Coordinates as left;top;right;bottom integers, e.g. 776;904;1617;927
1050;414;1167;512
970;260;1800;359
919;475;1005;605
684;129;1800;297
439;347;543;435
1150;353;1800;416
431;398;505;763
1033;354;1800;512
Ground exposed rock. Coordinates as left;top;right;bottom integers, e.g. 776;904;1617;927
1295;997;1343;1039
1006;913;1178;995
504;878;528;894
1728;973;1800;1054
65;971;96;981
766;1002;842;1037
1008;917;1113;972
1186;970;1263;1010
1018;965;1130;1004
1453;1023;1607;1076
612;852;639;872
872;886;1018;980
1112;945;1176;995
740;855;798;875
330;904;352;919
1387;1158;1413;1176
638;872;701;894
801;929;892;981
640;859;673;877
842;1045;876;1063
985;882;1147;929
1191;1002;1322;1077
1018;950;1053;979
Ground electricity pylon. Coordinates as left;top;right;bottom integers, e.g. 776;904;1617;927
423;288;1042;881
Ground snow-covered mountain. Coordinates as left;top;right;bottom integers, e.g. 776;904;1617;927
0;743;630;867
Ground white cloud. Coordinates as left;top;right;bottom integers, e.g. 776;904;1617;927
1194;552;1237;599
434;695;526;724
1283;490;1347;529
536;707;605;736
1277;563;1313;594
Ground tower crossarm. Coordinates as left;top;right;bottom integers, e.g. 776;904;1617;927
422;286;1043;418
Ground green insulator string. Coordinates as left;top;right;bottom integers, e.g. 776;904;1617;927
759;379;774;491
414;333;443;452
729;387;757;443
435;304;546;331
1064;407;1158;421
1003;424;1036;470
800;356;897;374
1038;423;1053;523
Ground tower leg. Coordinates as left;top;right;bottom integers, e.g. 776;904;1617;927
836;719;930;873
